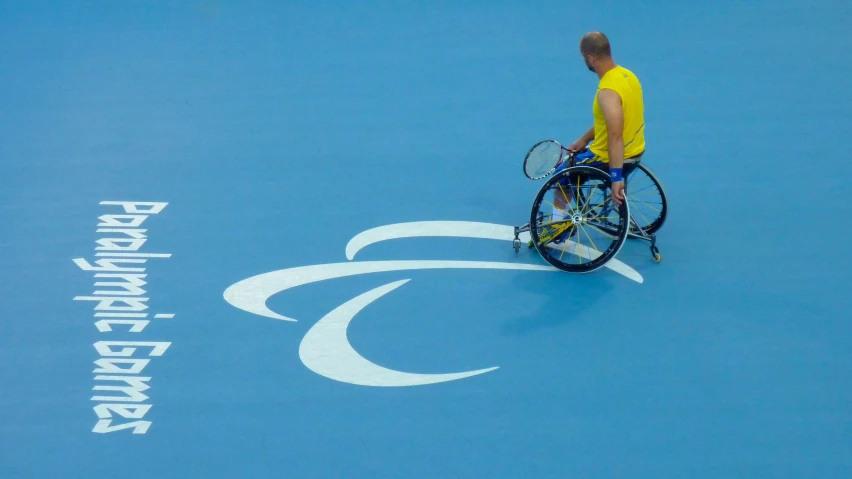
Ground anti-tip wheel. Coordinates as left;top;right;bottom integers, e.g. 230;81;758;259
651;245;662;263
513;239;521;253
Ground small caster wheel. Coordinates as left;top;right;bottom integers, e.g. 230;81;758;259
650;245;662;263
513;239;520;253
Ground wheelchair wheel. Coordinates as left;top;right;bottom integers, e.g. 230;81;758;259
625;163;667;235
529;166;630;273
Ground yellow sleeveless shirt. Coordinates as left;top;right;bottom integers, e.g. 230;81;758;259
589;66;645;161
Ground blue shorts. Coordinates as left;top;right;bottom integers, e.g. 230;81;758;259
554;148;606;174
573;148;606;166
554;148;640;185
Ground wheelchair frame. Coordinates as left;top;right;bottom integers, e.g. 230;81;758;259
512;153;665;268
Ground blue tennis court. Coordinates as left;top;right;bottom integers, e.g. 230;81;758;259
2;1;851;477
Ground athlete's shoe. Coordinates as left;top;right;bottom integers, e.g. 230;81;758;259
530;220;576;247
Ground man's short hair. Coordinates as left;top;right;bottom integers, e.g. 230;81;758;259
580;32;612;58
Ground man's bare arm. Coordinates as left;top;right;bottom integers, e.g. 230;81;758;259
598;89;624;171
578;127;595;145
598;88;627;205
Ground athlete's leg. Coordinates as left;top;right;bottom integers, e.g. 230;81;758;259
553;179;571;221
552;149;599;221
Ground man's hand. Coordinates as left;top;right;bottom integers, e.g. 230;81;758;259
611;181;625;207
568;139;588;152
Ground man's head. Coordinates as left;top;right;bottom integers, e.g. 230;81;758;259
579;32;612;73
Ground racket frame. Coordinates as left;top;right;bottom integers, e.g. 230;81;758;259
523;140;577;180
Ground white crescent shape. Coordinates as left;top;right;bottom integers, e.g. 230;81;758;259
223;260;559;322
344;221;643;283
224;221;645;388
345;221;510;260
299;279;498;387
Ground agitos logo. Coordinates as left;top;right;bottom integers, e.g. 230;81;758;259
223;221;643;388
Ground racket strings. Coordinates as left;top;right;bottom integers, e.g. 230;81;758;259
524;141;565;179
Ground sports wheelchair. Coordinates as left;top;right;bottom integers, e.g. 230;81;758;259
512;140;668;273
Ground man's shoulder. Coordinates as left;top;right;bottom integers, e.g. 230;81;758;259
599;66;640;89
615;65;639;81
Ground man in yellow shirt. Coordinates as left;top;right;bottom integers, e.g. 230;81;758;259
558;32;646;209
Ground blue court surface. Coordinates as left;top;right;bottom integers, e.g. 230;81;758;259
2;1;852;478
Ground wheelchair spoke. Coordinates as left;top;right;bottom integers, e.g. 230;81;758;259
626;194;662;201
630;208;654;232
579;222;600;254
529;165;633;273
557;225;577;261
574;226;583;264
585;222;620;240
540;197;562;214
623;164;667;235
579;185;596;216
556;182;578;217
626;183;657;195
628;196;662;213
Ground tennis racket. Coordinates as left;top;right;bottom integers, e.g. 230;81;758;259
523;140;575;180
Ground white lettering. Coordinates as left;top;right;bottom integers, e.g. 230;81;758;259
73;296;149;311
76;201;173;435
96;228;148;240
94;341;171;357
94;319;149;333
95;238;148;252
98;214;149;228
100;201;168;214
93;274;147;296
73;257;147;272
94;403;152;419
92;375;151;402
94;252;170;258
93;358;150;374
92;419;151;434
